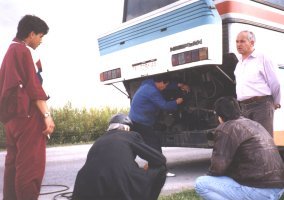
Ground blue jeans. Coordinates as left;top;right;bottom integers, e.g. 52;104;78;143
195;176;284;200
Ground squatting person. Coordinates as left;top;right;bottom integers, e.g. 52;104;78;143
195;96;284;200
72;113;167;200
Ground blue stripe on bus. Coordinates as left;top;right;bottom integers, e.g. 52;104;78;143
98;0;221;56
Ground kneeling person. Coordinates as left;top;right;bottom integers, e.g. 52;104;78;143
195;96;284;200
72;114;167;200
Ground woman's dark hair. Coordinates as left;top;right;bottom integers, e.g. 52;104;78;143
214;96;241;122
16;15;49;40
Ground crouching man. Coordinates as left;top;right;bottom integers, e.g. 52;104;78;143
72;113;167;200
195;96;284;200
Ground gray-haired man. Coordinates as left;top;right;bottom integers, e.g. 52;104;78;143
72;114;167;200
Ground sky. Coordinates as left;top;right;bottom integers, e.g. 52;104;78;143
0;0;130;109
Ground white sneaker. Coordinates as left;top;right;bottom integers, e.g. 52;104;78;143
166;172;176;177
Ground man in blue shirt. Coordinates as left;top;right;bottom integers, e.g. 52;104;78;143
129;74;189;175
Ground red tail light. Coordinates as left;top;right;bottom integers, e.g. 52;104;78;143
100;68;121;82
171;47;208;67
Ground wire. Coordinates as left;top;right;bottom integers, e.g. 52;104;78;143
40;184;70;195
52;192;73;200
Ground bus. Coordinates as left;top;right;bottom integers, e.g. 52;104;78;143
97;0;284;150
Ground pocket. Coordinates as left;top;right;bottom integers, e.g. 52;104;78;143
0;87;18;123
0;85;30;123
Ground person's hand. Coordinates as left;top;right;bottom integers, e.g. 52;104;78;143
178;83;190;93
176;98;184;104
143;163;149;171
43;116;55;137
275;104;281;110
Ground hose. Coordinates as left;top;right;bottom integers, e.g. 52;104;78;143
52;192;73;200
40;184;72;199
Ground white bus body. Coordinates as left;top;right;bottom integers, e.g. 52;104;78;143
98;0;284;148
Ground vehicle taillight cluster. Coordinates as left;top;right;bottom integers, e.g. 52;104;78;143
171;47;208;67
100;68;121;82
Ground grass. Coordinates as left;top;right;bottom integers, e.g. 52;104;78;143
159;190;201;200
159;189;284;200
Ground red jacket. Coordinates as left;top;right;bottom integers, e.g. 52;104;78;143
0;38;48;123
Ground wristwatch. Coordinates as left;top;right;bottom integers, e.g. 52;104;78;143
44;112;51;118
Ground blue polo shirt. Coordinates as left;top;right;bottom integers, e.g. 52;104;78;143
129;79;178;126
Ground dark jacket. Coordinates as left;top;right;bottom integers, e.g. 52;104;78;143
208;117;284;188
72;130;167;200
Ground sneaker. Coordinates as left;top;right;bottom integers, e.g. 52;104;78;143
166;172;176;177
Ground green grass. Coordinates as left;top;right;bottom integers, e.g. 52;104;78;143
159;189;284;200
159;190;201;200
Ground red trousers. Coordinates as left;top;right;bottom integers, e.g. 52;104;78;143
3;108;46;200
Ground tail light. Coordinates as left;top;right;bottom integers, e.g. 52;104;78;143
100;68;121;82
172;47;208;67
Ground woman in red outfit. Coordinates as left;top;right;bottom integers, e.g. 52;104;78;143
0;15;55;200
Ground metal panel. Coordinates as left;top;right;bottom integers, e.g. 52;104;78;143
98;0;220;55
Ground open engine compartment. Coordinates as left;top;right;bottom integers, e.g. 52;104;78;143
124;53;238;147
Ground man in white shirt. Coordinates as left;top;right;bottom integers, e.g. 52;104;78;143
234;30;281;136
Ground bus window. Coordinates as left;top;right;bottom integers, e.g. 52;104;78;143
123;0;179;22
253;0;284;10
265;0;284;7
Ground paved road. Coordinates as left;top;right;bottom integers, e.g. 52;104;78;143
0;144;212;199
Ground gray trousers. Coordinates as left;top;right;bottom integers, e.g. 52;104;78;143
239;96;274;136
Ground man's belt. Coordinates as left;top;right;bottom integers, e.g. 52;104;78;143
240;95;271;104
